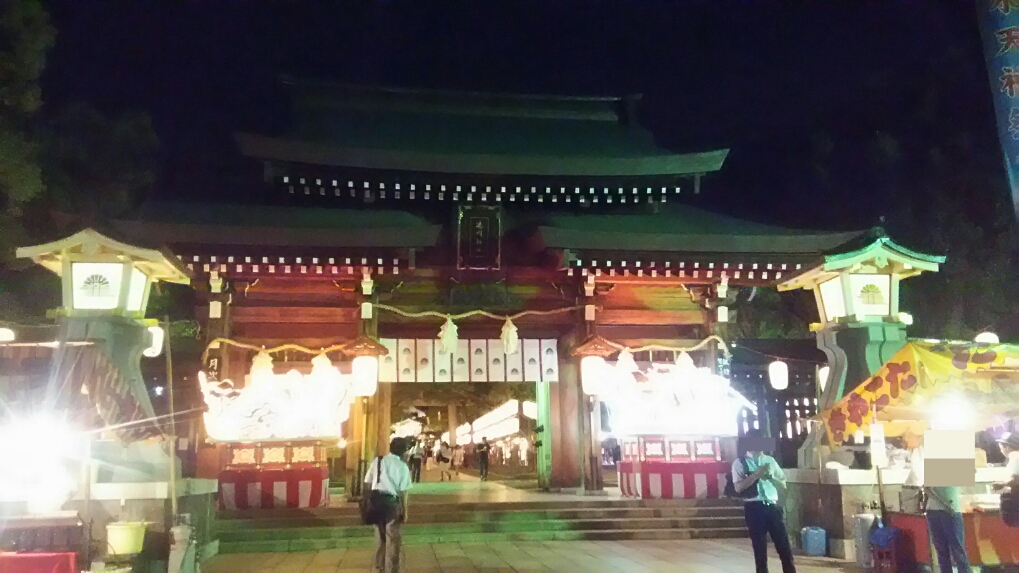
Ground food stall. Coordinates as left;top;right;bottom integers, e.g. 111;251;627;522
815;340;1019;568
584;350;755;500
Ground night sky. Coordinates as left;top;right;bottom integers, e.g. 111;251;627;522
39;1;1001;232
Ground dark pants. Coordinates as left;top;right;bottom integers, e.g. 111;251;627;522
744;501;796;573
926;510;970;573
410;457;422;483
479;456;489;480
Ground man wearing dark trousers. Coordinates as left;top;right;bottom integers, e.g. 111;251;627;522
732;432;796;573
477;437;490;481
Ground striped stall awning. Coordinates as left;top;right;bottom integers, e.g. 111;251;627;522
378;338;559;383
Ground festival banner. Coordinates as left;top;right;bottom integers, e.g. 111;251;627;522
978;0;1019;219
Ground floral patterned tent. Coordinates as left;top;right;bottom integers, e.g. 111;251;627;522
821;340;1019;445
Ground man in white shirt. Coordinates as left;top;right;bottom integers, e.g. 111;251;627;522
732;431;796;573
364;438;413;573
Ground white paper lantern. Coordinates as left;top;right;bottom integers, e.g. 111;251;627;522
581;356;606;395
352;355;379;397
975;332;999;344
768;360;789;391
0;328;15;342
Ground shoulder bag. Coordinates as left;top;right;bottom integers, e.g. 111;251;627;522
360;456;398;525
724;457;759;499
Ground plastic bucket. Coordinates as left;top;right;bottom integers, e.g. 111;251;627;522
800;526;827;557
106;521;148;556
853;514;877;567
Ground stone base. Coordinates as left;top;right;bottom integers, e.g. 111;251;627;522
828;538;855;561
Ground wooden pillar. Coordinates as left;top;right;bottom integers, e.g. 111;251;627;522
447;404;458;447
200;280;231;474
535;379;553;490
376;382;392;455
345;398;368;500
588;395;604;491
550;334;584;490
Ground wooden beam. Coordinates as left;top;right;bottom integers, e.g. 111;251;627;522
231;306;359;324
597;309;704;326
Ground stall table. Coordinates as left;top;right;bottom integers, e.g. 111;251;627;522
0;552;77;573
887;510;1019;568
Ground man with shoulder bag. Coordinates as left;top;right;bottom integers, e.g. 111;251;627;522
362;437;413;573
731;431;796;573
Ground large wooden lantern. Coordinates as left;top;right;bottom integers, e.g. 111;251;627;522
778;233;943;330
17;229;191;421
777;231;944;466
17;229;191;320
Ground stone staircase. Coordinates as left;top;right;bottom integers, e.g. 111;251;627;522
213;498;748;553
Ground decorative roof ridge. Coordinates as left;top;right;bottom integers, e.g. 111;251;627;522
822;227;946;265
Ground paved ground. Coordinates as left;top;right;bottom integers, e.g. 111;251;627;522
203;538;863;572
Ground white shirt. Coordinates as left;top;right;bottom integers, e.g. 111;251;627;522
363;454;412;496
1006;451;1019;478
731;453;784;503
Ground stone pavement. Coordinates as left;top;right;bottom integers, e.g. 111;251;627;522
203;538;863;572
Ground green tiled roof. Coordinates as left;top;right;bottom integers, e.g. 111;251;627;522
237;81;729;177
537;205;869;255
112;203;441;249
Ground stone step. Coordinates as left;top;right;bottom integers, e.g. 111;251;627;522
217;526;749;554
216;516;748;542
217;497;743;522
213;506;744;531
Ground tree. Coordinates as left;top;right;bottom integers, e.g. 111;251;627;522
41;103;159;224
727;287;813;340
0;0;55;260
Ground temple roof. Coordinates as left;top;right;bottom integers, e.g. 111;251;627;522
111;203;441;249
237;80;729;177
536;205;869;255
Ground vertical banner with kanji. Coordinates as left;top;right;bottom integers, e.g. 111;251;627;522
979;0;1019;219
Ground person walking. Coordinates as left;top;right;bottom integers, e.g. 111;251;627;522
407;440;423;483
437;442;453;482
732;432;796;573
363;437;412;573
477;437;491;481
452;445;465;476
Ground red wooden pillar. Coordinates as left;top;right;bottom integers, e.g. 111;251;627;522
550;337;584;489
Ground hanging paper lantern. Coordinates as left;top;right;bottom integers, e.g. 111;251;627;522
975;332;999;344
501;318;520;355
768;360;789;391
581;356;607;395
438;317;458;355
352;355;379;397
